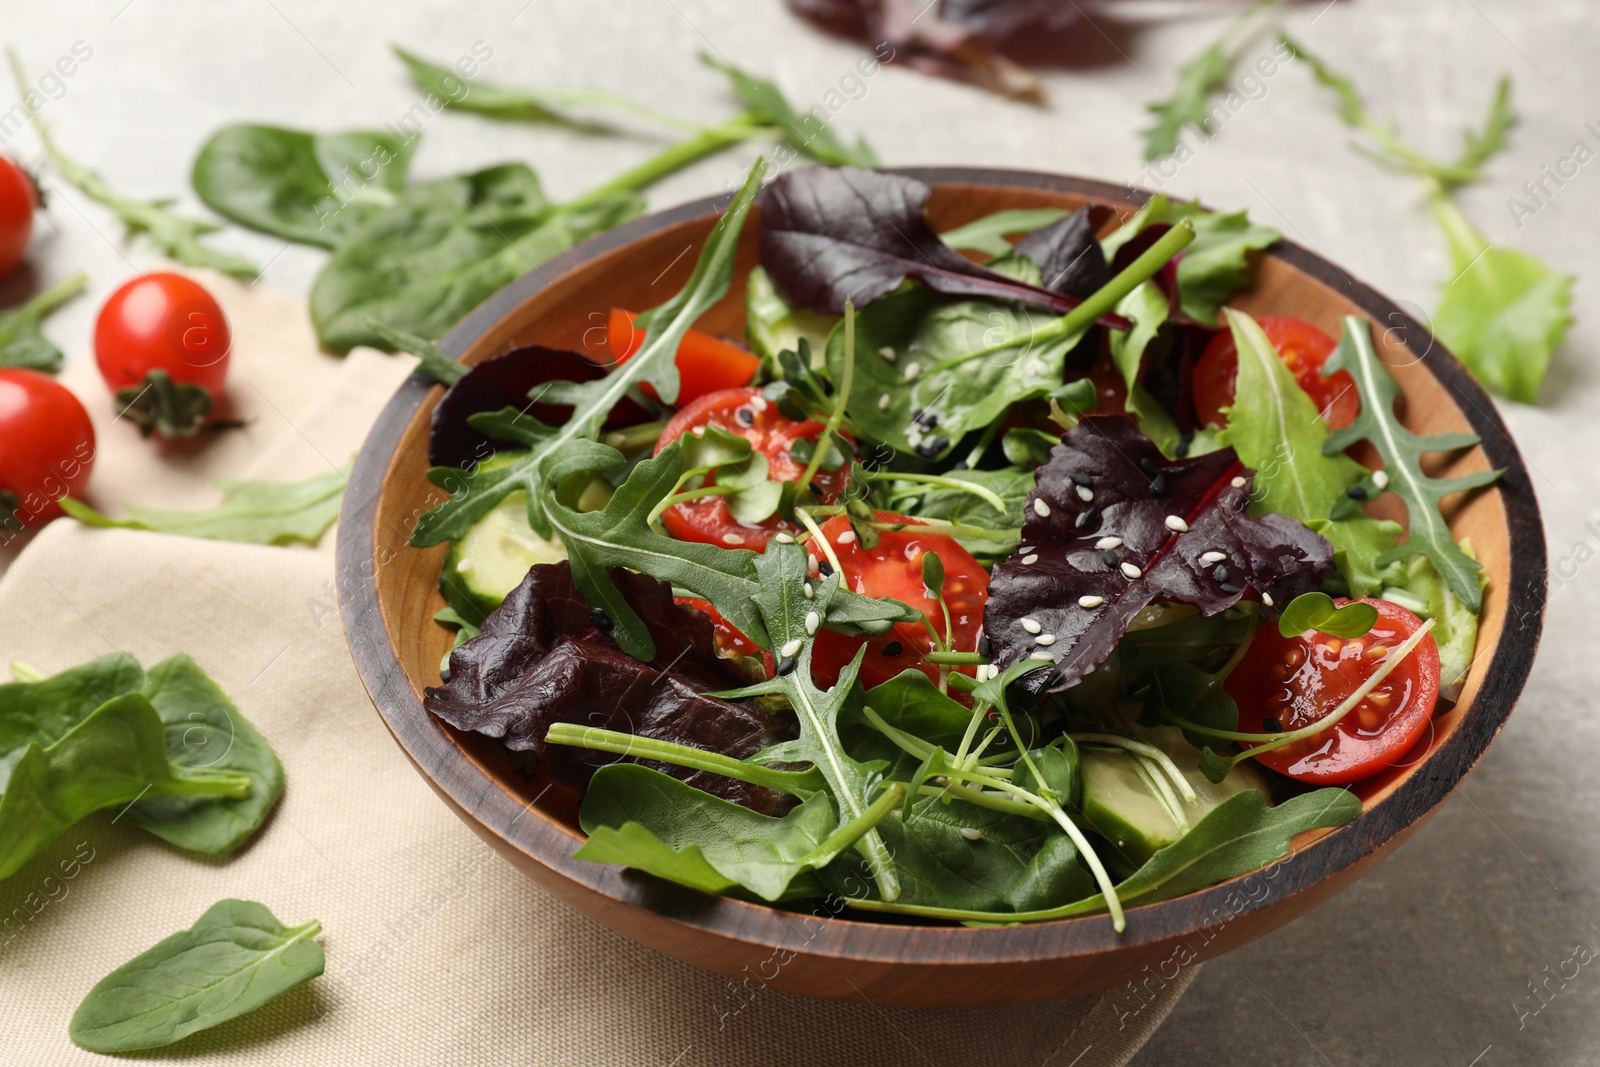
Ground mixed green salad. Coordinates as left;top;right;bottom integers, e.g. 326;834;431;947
407;160;1499;930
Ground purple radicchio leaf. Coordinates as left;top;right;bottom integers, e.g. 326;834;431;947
1013;204;1113;299
984;415;1334;695
758;166;1129;328
424;561;795;814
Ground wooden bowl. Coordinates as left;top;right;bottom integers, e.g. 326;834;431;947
337;168;1546;1007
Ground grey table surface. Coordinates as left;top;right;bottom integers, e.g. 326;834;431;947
6;1;1598;1064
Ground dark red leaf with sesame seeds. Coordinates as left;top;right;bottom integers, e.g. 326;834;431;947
983;415;1334;695
424;561;795;813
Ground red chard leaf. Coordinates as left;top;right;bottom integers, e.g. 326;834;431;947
758;167;1128;328
984;415;1334;694
1012;204;1113;299
425;562;794;813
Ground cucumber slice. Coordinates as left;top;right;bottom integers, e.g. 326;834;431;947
1078;726;1268;867
443;490;565;616
745;266;838;363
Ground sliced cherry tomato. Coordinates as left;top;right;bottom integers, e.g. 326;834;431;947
94;273;231;437
655;386;849;550
607;308;759;406
1226;598;1440;785
809;512;987;694
1193;316;1358;431
0;369;95;525
0;156;35;278
677;597;770;667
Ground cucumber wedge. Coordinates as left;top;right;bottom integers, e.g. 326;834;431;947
443;490;565;616
745;266;838;364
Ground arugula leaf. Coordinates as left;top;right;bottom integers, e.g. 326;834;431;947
1216;308;1403;596
310;164;643;353
7;51;258;280
407;159;766;543
0;694;251;880
122;655;284;856
192;124;416;248
1430;193;1572;404
940;208;1071;257
1101;196;1279;324
1108;280;1182;454
61;464;349;546
0;272;85;372
700;55;878;167
576;763;897;902
1142;0;1279;160
1321;316;1502;610
1276;591;1377;638
70;899;324;1053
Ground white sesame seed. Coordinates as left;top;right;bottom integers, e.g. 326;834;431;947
774;532;796;544
837;530;857;545
1263;593;1275;607
722;533;745;545
1120;562;1143;580
1030;651;1055;662
804;611;820;635
903;361;922;381
780;638;803;658
879;346;897;362
1094;536;1123;550
1021;553;1039;565
1201;551;1227;563
808;555;820;575
960;827;984;842
1231;476;1247;488
1033;498;1051;518
1078;595;1104;609
1020;617;1042;634
803;582;814;598
1034;633;1057;646
878;393;891;410
1165;515;1189;533
455;557;474;575
749;396;768;413
1075;485;1095;503
1372;469;1390;489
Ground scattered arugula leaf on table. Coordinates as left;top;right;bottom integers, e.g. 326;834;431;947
0;272;86;372
1321;315;1502;611
70;899;324;1053
700;55;878;167
61;464;350;547
1142;0;1282;160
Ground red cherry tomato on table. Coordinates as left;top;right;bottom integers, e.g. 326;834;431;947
809;512;988;694
94;273;231;436
0;369;95;525
1193;316;1358;431
655;386;850;550
0;156;35;278
607;308;759;406
1226;598;1440;785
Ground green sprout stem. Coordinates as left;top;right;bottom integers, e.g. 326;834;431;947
798;301;854;491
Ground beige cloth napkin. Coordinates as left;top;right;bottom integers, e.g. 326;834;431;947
0;272;1194;1065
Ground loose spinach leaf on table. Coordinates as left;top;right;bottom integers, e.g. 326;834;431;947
1321;315;1502;611
192;124;417;248
70;899;324;1053
700;55;878;167
0;654;146;791
61;464;349;546
1100;196;1279;325
983;415;1334;694
0;695;251;880
310;163;643;352
1215;309;1403;597
123;655;284;856
0;272;85;372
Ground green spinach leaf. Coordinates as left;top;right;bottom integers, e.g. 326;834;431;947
192;124;416;248
0;654;146;791
70;899;323;1053
61;464;348;546
0;272;85;372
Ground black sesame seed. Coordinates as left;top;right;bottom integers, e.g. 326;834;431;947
589;608;613;631
736;407;755;427
1075;507;1101;529
915;410;939;429
1212;564;1230;583
1102;549;1119;566
1070;473;1095;489
914;435;951;458
883;641;904;657
1149;473;1167;496
817;558;834;577
1264;717;1283;733
776;655;797;676
977;634;992;657
1140;457;1160;476
1176;431;1194;458
1346;485;1368;500
1219;582;1241;594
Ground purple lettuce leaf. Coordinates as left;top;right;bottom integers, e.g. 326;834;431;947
984;415;1334;694
425;561;794;813
1013;204;1113;298
758;166;1128;327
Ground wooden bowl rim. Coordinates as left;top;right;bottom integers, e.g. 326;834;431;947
337;166;1547;965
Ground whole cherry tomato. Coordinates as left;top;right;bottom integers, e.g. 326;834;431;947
94;273;231;437
0;156;35;278
0;369;95;525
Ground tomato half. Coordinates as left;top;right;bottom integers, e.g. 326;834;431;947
0;156;34;278
607;308;759;406
0;369;95;525
1226;598;1440;785
809;512;987;693
1193;316;1358;431
655;386;849;549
